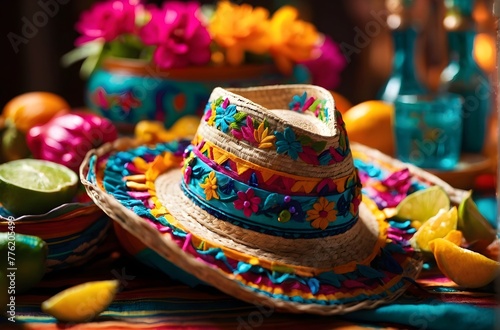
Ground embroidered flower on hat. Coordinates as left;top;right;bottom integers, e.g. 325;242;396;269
234;188;261;217
215;99;237;133
275;127;303;160
254;121;276;149
200;171;219;200
232;116;257;145
306;197;337;230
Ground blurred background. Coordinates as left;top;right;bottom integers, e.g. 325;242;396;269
1;0;496;108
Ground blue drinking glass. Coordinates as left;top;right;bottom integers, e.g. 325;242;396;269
394;93;463;170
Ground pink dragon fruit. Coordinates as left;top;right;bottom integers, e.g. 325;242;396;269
27;112;118;172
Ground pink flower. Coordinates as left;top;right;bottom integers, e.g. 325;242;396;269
231;116;257;145
140;2;211;69
75;0;138;46
234;188;261;217
300;35;346;90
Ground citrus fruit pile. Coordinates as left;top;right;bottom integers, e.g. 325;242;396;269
395;186;499;289
0;91;121;216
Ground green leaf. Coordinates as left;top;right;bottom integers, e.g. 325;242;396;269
263;193;278;209
214;97;224;107
263;119;270;129
229;122;241;130
297;135;313;146
311;140;327;152
308;99;322;112
60;41;104;68
80;51;102;79
339;133;346;150
233;112;247;123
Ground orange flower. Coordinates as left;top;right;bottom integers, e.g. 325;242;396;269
269;6;319;75
254;121;275;149
306;197;337;230
208;1;271;66
200;171;219;200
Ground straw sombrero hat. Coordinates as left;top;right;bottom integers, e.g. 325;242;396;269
81;85;425;314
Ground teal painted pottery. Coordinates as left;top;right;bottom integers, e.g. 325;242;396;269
86;58;310;133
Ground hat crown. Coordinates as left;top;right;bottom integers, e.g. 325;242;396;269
181;85;361;239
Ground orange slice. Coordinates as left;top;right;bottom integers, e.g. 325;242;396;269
429;238;500;288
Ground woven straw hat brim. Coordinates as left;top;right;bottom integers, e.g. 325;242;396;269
82;175;422;315
80;142;424;315
80;138;429;315
155;169;382;272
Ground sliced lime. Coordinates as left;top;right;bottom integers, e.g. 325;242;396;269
0;159;78;216
395;186;450;222
458;191;496;249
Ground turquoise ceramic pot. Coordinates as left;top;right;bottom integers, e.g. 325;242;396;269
86;58;310;133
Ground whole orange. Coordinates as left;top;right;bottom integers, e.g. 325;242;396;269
329;91;353;114
2;92;70;133
343;100;395;156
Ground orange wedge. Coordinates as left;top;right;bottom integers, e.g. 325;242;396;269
429;238;500;288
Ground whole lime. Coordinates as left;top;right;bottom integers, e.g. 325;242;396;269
0;233;47;295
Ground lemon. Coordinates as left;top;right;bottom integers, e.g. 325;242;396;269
0;159;78;216
458;191;496;249
429;238;500;288
410;206;458;252
0;233;47;294
395;186;450;222
42;280;119;322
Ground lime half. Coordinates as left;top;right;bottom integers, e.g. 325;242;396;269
0;159;78;216
395;186;450;222
458;191;496;249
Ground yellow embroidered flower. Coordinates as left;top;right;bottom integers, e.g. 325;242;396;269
208;1;271;66
199;171;219;200
307;197;337;230
254;122;276;149
269;6;319;75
